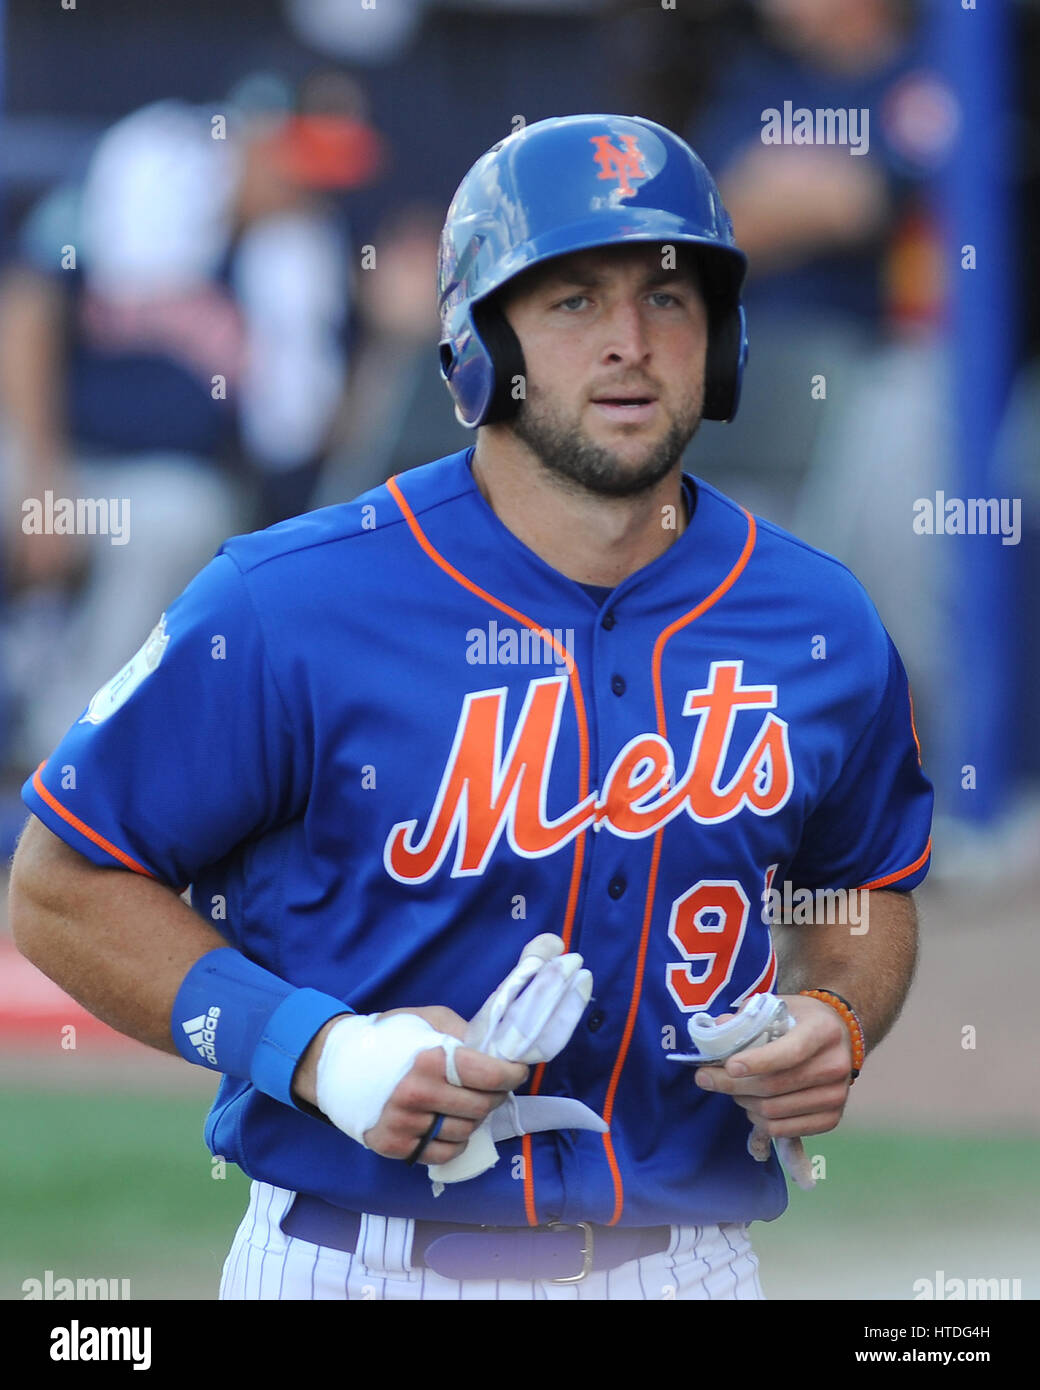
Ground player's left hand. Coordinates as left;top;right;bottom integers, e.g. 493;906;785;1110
693;994;854;1138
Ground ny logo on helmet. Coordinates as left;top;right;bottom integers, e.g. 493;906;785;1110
589;134;648;198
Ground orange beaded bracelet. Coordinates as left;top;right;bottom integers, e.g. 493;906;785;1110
799;989;866;1081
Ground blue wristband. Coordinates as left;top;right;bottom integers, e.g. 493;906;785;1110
171;947;353;1107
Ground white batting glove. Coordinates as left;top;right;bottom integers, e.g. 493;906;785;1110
667;993;816;1192
466;933;594;1058
428;934;605;1191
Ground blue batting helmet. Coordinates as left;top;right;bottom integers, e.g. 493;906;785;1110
437;113;748;428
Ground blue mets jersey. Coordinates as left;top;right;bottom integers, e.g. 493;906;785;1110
22;447;933;1228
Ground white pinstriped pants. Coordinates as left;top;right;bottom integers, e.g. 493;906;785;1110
219;1182;765;1301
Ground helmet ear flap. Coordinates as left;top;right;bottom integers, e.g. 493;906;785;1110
703;300;746;423
471;299;527;426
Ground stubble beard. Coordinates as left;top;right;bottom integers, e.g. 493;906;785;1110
510;384;703;499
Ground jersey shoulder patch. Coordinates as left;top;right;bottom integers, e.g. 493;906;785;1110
79;614;170;725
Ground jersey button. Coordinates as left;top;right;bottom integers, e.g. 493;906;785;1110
587;1010;606;1033
608;875;626;899
601;611;616;631
611;674;626;696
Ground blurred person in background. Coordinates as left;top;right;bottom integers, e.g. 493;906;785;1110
314;202;471;503
685;0;945;518
681;0;953;779
0;79;383;779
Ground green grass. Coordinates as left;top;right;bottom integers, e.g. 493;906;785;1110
1;1089;1036;1299
0;1088;249;1299
763;1130;1038;1230
751;1130;1040;1299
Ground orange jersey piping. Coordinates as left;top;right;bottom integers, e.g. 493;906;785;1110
600;509;757;1224
386;474;590;1226
908;689;923;764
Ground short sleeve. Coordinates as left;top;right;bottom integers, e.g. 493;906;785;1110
786;636;933;893
22;553;304;887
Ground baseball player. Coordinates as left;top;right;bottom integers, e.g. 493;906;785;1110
10;115;932;1301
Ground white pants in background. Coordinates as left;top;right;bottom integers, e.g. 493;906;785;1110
8;452;243;766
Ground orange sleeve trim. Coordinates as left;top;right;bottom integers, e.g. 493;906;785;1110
32;764;156;878
601;507;758;1225
857;838;931;891
387;473;590;1228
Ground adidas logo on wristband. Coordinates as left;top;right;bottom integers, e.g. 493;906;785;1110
182;1006;221;1065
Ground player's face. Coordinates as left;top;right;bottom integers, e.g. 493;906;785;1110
498;244;708;498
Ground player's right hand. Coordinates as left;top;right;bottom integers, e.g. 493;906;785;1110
307;1006;528;1166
